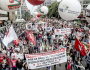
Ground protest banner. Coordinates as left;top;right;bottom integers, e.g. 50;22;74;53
26;23;32;30
26;48;67;69
55;28;71;35
47;27;52;32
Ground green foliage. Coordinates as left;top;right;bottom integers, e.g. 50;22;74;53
24;12;30;20
47;1;60;18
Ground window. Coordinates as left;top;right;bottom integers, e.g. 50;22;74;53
0;14;8;17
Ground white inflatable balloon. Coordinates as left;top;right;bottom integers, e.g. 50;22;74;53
0;0;21;12
33;12;38;16
58;0;81;21
85;4;90;24
40;6;48;15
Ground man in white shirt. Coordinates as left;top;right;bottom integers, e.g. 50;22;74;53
11;50;17;59
18;51;24;60
60;35;64;41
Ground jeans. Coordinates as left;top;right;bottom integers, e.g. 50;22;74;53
2;69;7;70
85;63;90;70
12;67;17;70
47;66;50;69
18;68;22;70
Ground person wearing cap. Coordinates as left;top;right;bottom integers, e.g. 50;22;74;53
11;55;17;70
18;51;24;61
16;58;23;70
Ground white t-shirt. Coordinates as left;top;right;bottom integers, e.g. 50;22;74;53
40;46;43;51
11;53;17;59
15;47;20;52
60;36;64;41
44;36;47;40
52;35;55;39
15;53;19;59
2;50;6;55
18;53;24;60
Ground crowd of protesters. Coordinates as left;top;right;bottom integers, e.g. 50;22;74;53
0;18;90;70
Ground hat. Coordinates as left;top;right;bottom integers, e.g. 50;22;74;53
13;55;15;57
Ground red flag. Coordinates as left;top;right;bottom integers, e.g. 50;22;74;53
13;38;20;46
27;31;36;45
74;38;86;56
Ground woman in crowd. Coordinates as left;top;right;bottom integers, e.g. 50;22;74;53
16;58;23;70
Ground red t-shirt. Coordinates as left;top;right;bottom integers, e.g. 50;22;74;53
0;57;3;63
39;34;42;38
68;62;71;69
11;59;17;67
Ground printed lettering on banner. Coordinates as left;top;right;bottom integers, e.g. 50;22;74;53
26;48;67;69
55;28;71;35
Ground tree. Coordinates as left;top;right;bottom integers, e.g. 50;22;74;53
47;1;60;18
24;12;30;20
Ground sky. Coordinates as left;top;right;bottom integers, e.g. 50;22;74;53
25;0;61;15
25;0;37;15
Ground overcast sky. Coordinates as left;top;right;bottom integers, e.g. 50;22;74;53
25;0;37;15
25;0;61;14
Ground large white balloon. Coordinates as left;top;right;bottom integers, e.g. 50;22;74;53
85;4;90;24
33;12;38;16
40;6;49;15
0;0;21;12
58;0;81;21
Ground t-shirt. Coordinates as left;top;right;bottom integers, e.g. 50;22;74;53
60;36;64;41
2;50;6;55
11;59;17;67
18;53;24;60
15;47;20;52
0;57;3;63
52;35;55;39
11;53;17;59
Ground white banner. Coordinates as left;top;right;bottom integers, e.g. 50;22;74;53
26;48;67;69
55;28;71;35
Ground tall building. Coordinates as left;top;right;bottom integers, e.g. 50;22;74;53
16;0;30;19
79;0;90;16
0;7;8;27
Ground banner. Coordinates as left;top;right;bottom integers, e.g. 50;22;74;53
26;48;67;69
55;28;71;35
47;27;52;32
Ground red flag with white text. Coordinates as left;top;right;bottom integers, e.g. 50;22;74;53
27;31;36;45
74;38;86;56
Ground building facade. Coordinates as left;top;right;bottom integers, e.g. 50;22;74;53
79;0;90;16
16;0;30;19
0;7;8;27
